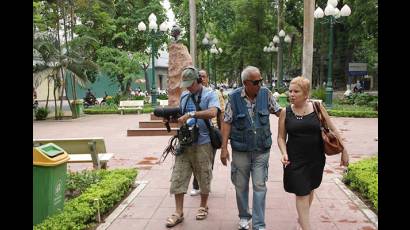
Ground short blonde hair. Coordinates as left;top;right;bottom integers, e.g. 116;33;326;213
290;76;310;96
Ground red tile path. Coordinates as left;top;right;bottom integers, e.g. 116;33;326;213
33;113;378;230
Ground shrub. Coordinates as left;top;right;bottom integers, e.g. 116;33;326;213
339;93;378;108
66;170;110;200
34;168;138;230
105;96;115;105
328;110;378;118
276;86;288;94
157;94;168;100
35;107;49;120
354;93;377;106
112;94;123;105
311;86;326;101
132;95;145;100
369;100;378;111
343;157;378;211
142;107;154;113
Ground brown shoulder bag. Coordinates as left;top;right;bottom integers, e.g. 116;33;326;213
312;101;344;156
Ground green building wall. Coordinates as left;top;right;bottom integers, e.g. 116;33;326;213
65;72;146;99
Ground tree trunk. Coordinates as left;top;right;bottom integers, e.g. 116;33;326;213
189;0;197;66
302;0;315;89
46;78;50;110
69;0;78;116
65;74;73;114
60;3;69;119
59;69;65;119
56;0;64;120
53;75;58;120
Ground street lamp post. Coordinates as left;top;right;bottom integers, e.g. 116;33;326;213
138;13;168;107
263;42;278;90
202;33;221;87
210;45;222;87
314;0;351;108
272;30;291;91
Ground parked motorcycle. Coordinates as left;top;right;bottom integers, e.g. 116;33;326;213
83;96;99;108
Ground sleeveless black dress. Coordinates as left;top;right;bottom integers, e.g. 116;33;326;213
283;104;326;196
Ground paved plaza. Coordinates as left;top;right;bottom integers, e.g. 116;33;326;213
33;114;378;230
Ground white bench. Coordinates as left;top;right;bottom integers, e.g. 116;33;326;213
118;100;144;115
33;137;114;169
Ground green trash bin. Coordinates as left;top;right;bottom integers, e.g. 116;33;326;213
72;100;83;117
278;94;289;107
33;143;69;226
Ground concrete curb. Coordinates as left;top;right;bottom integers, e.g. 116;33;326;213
333;178;378;228
96;180;149;230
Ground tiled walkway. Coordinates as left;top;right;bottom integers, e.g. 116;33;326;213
33;114;378;230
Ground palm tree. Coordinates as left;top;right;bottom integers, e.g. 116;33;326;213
33;32;98;119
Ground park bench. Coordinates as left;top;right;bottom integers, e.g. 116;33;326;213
33;137;113;169
118;100;144;115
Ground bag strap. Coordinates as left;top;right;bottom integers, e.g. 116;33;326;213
190;93;213;132
181;93;190;114
312;101;329;130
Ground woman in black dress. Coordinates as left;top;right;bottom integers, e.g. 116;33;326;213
277;76;349;230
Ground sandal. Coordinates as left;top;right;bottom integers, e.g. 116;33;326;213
166;213;184;228
196;206;208;220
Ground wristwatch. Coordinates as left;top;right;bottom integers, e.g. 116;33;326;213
187;111;196;118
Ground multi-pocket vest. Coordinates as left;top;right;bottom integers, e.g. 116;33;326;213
229;87;272;152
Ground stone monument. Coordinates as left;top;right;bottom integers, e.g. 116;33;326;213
167;25;192;106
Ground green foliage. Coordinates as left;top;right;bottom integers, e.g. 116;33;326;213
83;108;118;114
310;86;326;101
277;94;289;107
96;47;146;94
343;157;378;211
34;168;138;229
331;102;374;111
327;110;378;118
369;100;378;111
105;96;115;106
66;170;110;200
83;104;153;114
35;107;49;120
338;93;378;110
354;93;378;106
142;107;154;113
157;94;168;100
112;94;129;105
276;86;288;94
132;95;145;100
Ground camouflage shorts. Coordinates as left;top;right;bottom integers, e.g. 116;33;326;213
170;143;214;194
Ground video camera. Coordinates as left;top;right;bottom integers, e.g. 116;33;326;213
153;107;181;132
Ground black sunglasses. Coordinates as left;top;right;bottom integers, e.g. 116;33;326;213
247;79;263;86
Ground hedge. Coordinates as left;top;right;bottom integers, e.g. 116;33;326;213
84;107;154;114
34;168;138;230
343;156;378;211
328;110;378;118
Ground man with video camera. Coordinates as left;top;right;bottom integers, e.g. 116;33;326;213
189;69;225;196
165;66;220;227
